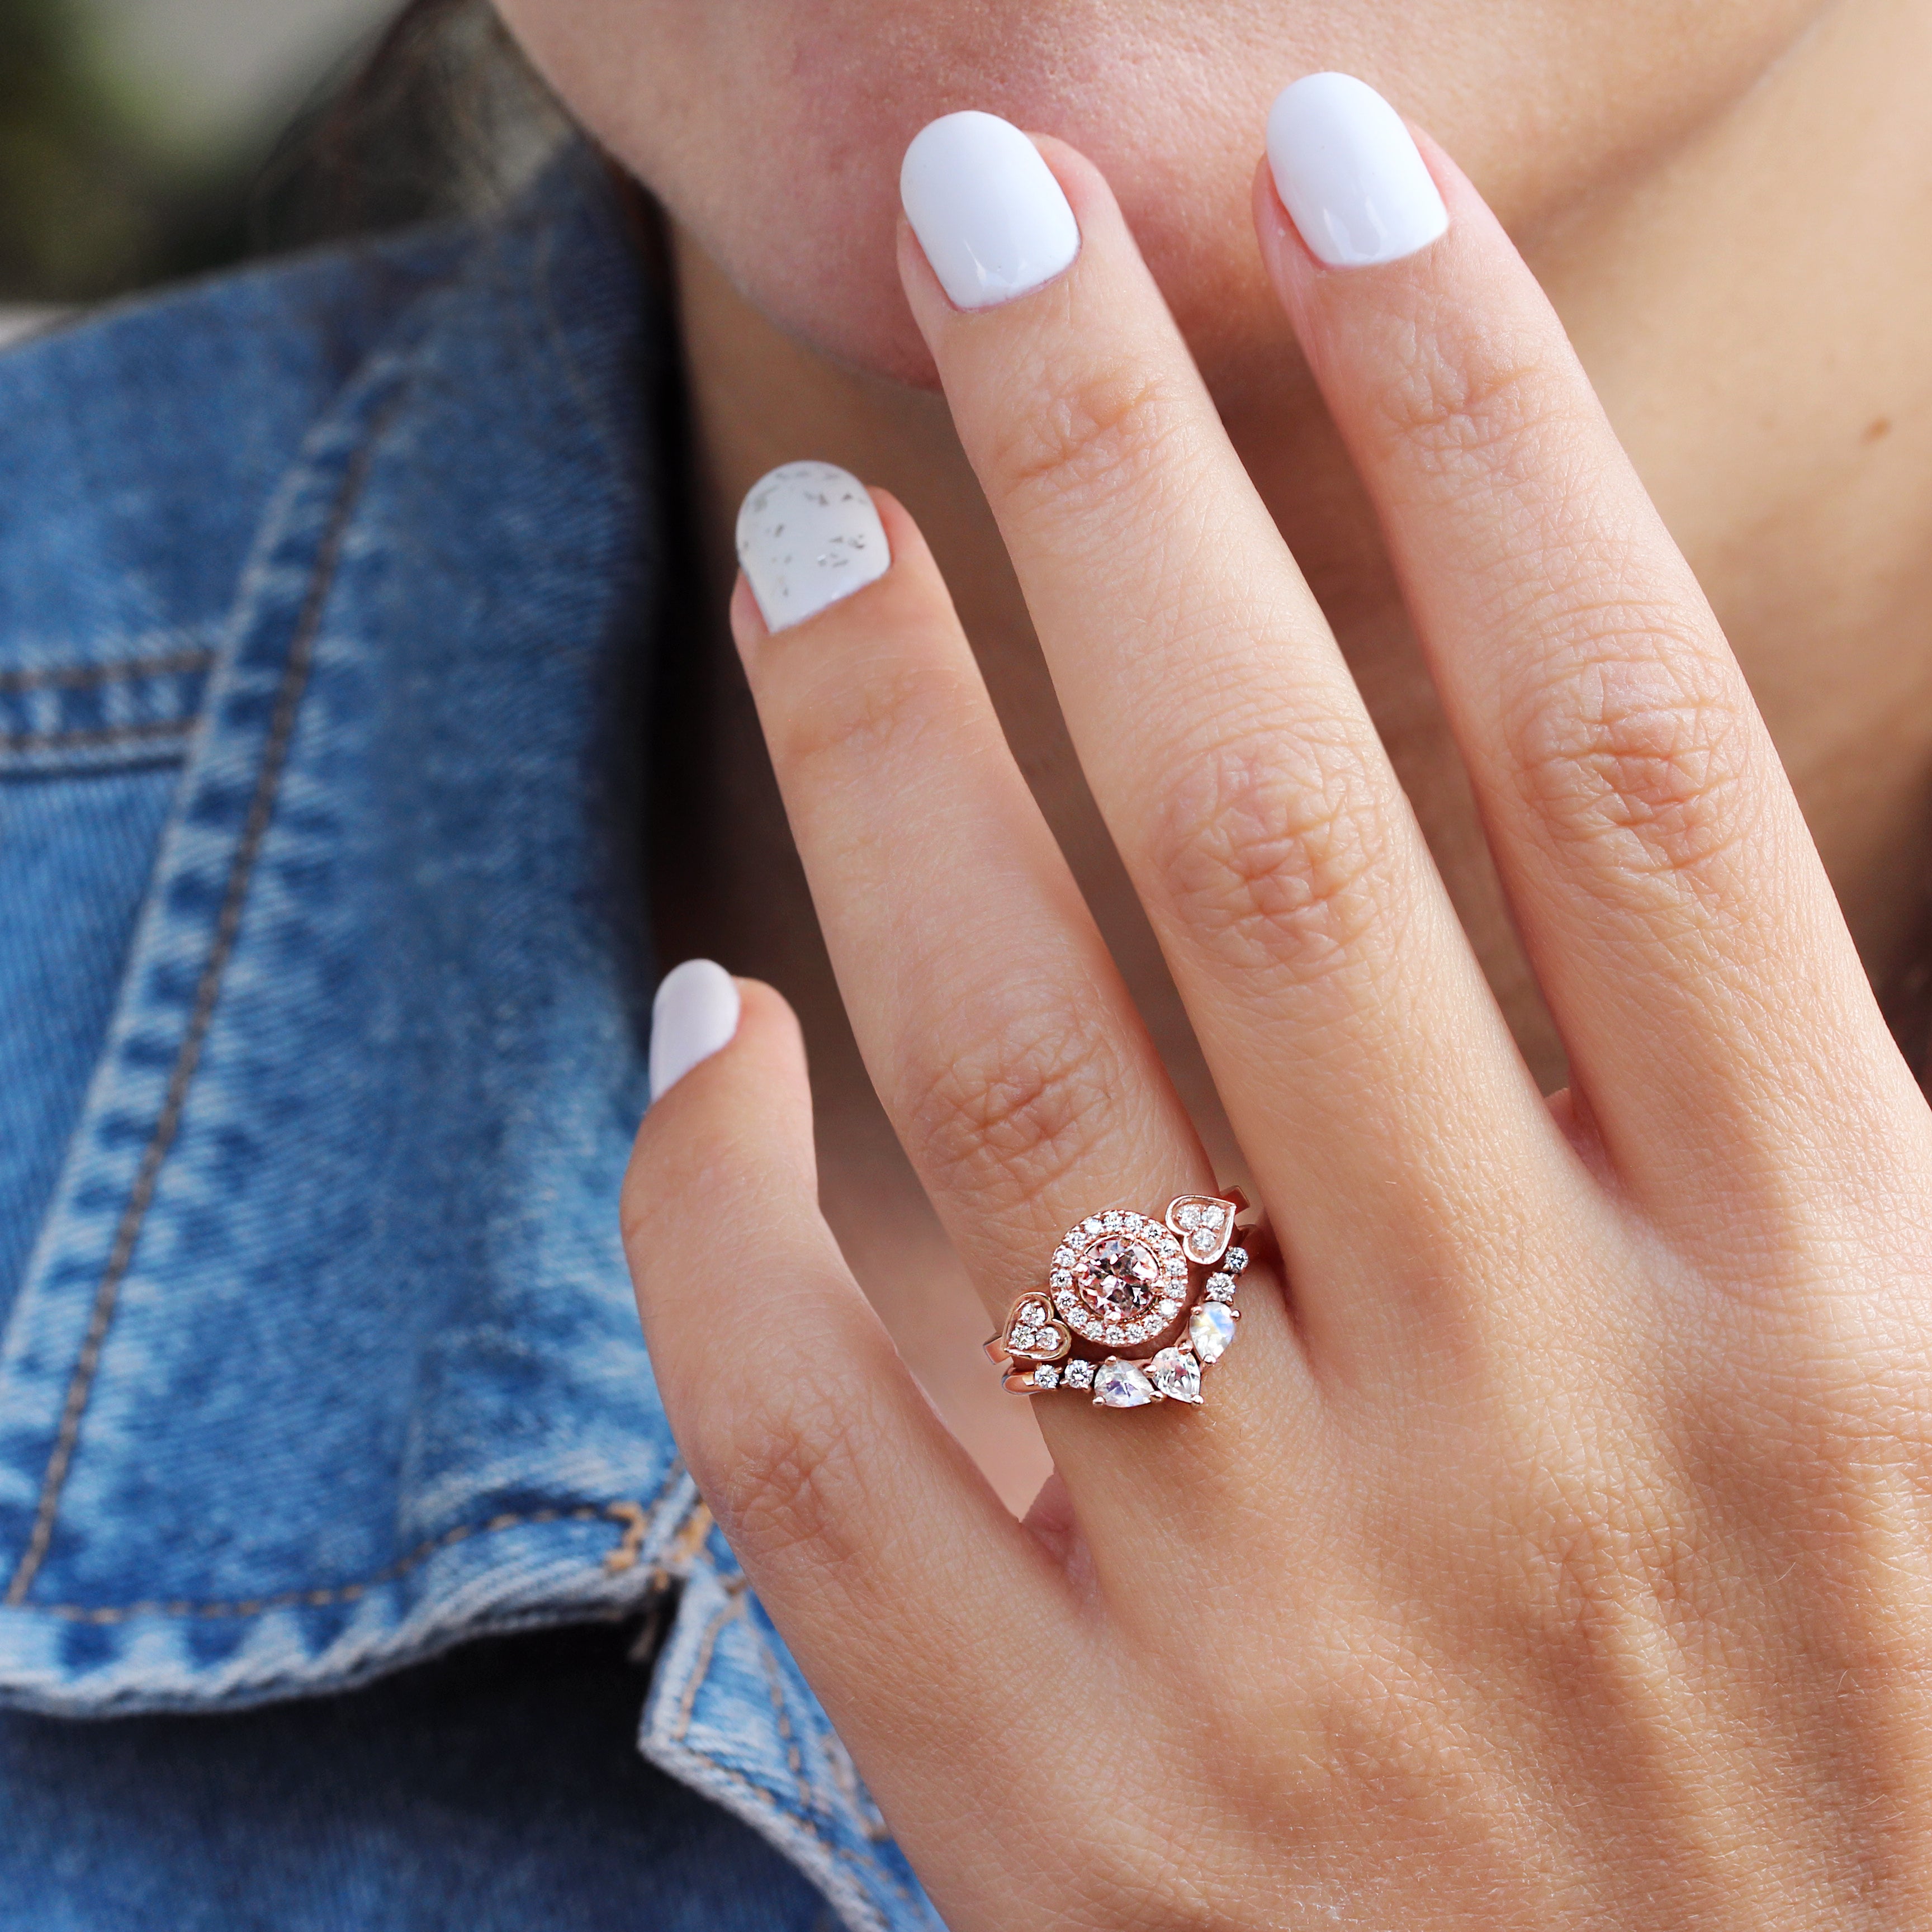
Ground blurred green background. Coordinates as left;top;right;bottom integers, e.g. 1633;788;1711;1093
1;0;557;342
2;0;398;311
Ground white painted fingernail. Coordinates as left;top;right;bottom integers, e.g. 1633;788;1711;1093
649;960;741;1102
736;462;891;632
1265;73;1448;269
899;110;1080;310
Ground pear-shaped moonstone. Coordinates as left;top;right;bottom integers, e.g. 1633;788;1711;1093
1190;1300;1237;1363
1146;1347;1202;1404
1093;1359;1156;1407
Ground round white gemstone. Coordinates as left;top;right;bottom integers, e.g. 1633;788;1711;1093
1105;1325;1124;1344
1033;1363;1059;1390
1064;1359;1096;1389
1157;1298;1180;1322
1053;1246;1074;1267
1019;1299;1050;1327
1094;1359;1156;1407
1190;1301;1237;1363
1176;1204;1201;1229
1205;1272;1236;1303
1225;1247;1249;1275
1082;1217;1104;1234
1101;1211;1123;1229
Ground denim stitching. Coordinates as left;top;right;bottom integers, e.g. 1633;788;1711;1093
0;718;197;753
40;1500;628;1623
669;1595;926;1915
669;1751;904;1929
0;648;216;693
31;1458;686;1621
4;424;391;1608
754;1616;815;1811
670;1590;747;1739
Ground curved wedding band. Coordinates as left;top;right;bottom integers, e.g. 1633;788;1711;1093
983;1192;1262;1409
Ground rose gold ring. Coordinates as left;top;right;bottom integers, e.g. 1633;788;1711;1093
983;1191;1262;1409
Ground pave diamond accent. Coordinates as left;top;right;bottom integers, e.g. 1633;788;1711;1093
1146;1347;1202;1404
1094;1359;1156;1407
1164;1195;1235;1267
1190;1301;1237;1363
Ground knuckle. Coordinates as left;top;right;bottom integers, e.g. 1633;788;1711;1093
1370;323;1557;473
1505;632;1755;903
903;1006;1121;1221
988;352;1177;507
697;1374;880;1576
765;655;935;779
1150;726;1398;984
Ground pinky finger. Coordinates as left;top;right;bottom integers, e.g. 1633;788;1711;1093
622;969;1066;1796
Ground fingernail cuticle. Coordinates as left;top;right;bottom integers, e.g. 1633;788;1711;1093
736;462;891;632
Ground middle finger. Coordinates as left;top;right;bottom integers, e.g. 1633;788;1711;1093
898;114;1564;1359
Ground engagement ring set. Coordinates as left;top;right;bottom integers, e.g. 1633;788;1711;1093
984;1191;1263;1410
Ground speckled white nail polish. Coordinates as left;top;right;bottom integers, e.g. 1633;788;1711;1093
1266;73;1447;268
735;462;891;632
900;111;1080;309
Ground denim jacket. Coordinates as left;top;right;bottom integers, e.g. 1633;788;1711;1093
0;152;940;1932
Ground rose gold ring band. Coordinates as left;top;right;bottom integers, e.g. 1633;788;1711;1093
983;1191;1263;1409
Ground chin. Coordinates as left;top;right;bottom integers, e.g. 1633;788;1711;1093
697;187;946;392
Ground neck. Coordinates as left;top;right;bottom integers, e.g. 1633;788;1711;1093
651;0;1932;1499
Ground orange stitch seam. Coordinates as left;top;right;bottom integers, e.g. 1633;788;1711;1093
31;1465;684;1623
0;718;200;754
752;1617;812;1810
0;649;216;694
670;1594;746;1741
3;416;398;1611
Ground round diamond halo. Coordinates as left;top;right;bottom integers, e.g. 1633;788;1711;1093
991;1192;1257;1409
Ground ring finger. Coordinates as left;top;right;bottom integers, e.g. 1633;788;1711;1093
729;471;1319;1532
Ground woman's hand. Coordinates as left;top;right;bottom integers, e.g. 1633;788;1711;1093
622;78;1932;1929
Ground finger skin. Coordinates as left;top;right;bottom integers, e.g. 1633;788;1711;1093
896;136;1568;1357
1251;138;1930;1234
621;978;1063;1756
731;493;1207;1303
730;493;1324;1527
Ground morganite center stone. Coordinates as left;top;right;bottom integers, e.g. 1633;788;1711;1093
1072;1235;1162;1318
